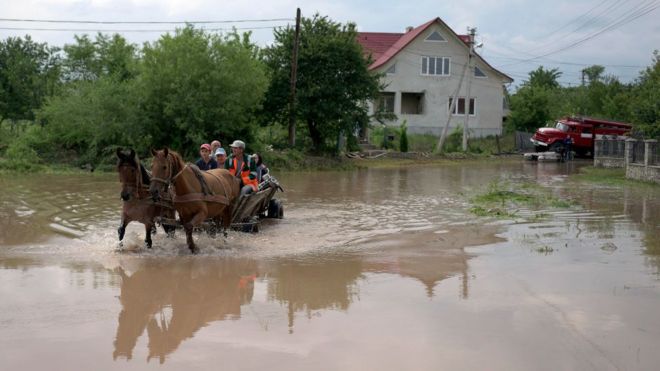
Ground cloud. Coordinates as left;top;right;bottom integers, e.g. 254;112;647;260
1;0;657;83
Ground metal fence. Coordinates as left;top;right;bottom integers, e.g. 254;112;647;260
515;131;535;152
632;141;645;164
651;142;660;166
595;139;625;158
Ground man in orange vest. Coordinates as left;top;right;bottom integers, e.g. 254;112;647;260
224;140;258;196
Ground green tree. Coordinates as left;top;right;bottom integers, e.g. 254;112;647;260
62;33;137;81
507;85;552;132
37;77;141;164
262;14;382;153
630;51;660;138
140;27;268;157
399;121;409;152
582;65;605;85
0;36;60;123
527;66;562;89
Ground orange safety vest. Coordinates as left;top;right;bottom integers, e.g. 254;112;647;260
229;157;258;191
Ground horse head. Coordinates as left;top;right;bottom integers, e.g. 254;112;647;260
149;148;177;202
116;148;139;201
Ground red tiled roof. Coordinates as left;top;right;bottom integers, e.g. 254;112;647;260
356;17;513;82
357;32;403;61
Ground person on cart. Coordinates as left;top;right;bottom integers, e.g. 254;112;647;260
196;143;217;170
225;140;258;196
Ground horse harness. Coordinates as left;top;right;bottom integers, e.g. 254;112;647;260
119;163;173;209
151;154;231;206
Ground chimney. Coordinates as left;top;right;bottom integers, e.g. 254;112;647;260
405;26;413;33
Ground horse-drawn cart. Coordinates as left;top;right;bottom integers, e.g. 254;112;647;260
156;173;284;234
229;174;284;232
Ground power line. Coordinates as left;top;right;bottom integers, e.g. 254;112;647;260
498;0;660;67
0;25;284;33
485;52;644;68
0;17;293;25
524;0;617;54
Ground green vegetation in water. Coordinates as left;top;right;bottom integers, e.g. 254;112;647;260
469;180;575;219
534;245;554;254
573;167;627;185
572;166;659;187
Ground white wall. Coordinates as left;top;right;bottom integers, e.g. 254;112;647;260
369;23;509;138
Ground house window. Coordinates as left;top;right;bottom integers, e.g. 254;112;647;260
385;63;396;74
425;31;446;42
448;97;476;116
421;56;450;76
474;66;487;78
376;92;395;113
401;93;424;114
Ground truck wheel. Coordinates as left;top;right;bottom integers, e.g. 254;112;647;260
549;142;565;153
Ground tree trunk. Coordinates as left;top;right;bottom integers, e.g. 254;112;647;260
307;119;322;153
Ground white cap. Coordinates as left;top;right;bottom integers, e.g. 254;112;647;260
229;140;245;149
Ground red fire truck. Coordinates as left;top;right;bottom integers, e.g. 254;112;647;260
531;117;632;157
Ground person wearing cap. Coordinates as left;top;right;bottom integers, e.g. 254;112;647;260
214;147;227;165
210;140;222;155
195;143;218;171
224;140;258;196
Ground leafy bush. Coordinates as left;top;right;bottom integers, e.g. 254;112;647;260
399;121;409;152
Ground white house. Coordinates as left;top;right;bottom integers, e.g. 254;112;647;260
357;17;513;138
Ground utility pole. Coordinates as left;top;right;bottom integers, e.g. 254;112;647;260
435;60;469;152
288;8;301;147
462;27;476;152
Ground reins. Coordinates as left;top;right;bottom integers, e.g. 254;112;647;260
118;162;150;200
151;153;187;186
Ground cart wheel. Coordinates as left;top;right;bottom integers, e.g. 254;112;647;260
277;203;284;219
268;199;280;218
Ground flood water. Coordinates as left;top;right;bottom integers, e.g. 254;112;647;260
1;159;659;370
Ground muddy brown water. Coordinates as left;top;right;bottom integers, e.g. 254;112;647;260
1;160;659;370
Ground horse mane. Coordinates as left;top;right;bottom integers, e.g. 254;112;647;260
166;150;186;174
139;162;151;186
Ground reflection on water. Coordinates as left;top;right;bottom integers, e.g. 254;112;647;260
111;225;494;364
113;259;257;363
1;160;660;369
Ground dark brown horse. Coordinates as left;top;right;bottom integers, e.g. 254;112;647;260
117;148;175;248
149;148;240;253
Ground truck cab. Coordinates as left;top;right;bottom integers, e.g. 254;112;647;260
531;117;631;157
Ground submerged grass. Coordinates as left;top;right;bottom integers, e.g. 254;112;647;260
469;179;575;220
573;166;659;187
573;167;627;185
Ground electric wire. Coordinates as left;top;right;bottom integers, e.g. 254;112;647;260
0;25;284;33
498;0;660;67
0;17;294;24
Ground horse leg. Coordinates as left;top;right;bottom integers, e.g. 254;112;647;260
183;211;208;254
163;223;176;238
144;223;153;249
183;223;197;254
118;218;128;245
221;206;232;238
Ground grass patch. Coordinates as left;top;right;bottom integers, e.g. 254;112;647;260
573;167;627;185
469;179;575;220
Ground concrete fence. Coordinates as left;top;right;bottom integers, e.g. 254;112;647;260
594;138;660;183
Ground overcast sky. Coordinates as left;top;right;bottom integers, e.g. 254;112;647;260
2;0;659;86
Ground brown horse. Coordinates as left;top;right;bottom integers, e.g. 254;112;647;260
149;148;239;253
116;148;176;248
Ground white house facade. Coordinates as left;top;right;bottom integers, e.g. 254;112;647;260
357;18;513;138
